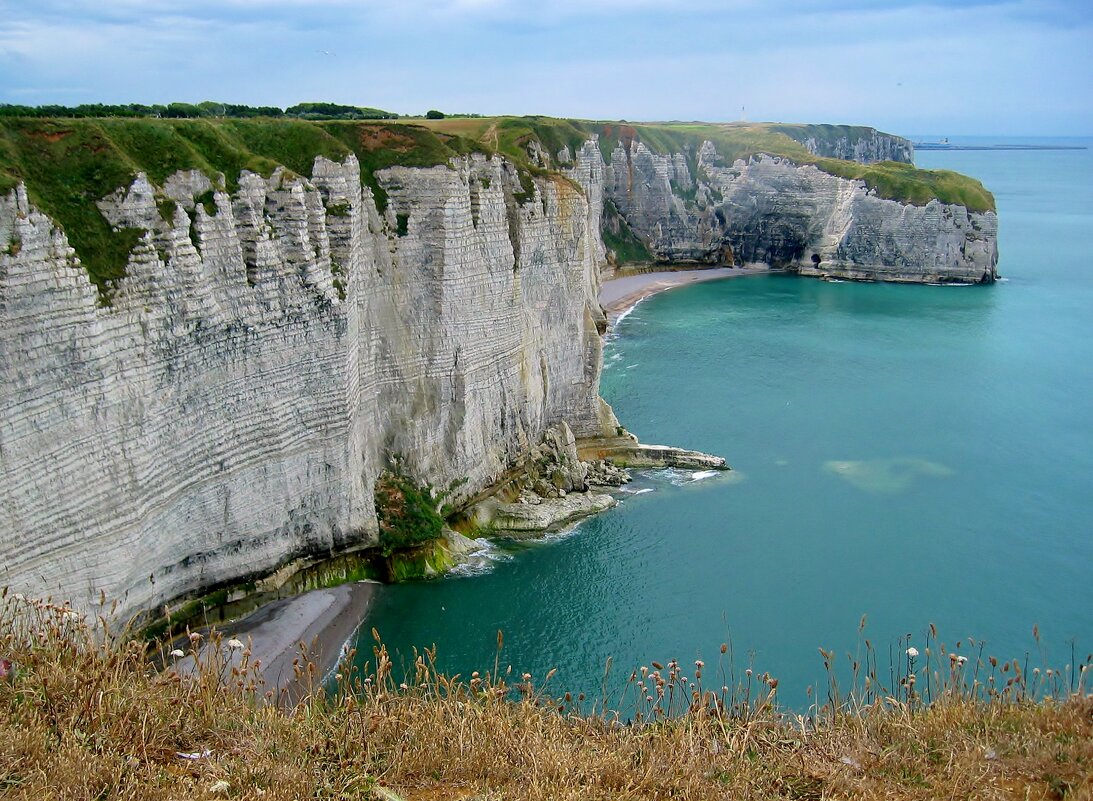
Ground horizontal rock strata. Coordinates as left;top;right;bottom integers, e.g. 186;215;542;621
590;140;997;283
577;437;729;471
1;126;998;618
0;153;617;618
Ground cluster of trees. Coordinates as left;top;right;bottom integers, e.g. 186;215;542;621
0;101;400;120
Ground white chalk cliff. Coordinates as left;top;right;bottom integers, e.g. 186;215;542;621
0;152;617;618
598;140;998;283
0;131;998;618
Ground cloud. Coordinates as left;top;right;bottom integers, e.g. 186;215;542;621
0;0;1089;133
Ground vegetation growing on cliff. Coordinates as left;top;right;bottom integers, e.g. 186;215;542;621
770;122;905;153
0;117;480;293
418;116;996;214
374;467;445;558
1;595;1089;800
0;112;994;294
602;198;654;265
0;101;399;121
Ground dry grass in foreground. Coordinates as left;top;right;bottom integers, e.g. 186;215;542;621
1;592;1090;801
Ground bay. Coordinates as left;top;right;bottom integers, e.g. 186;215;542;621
358;137;1093;708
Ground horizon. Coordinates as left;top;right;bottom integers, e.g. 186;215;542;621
1;106;1090;142
1;1;1090;139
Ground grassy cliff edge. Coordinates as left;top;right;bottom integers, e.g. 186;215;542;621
1;116;995;293
0;596;1088;800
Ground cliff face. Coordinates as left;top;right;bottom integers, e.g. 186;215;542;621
600;140;998;283
0;121;1000;617
772;125;915;164
0;153;615;617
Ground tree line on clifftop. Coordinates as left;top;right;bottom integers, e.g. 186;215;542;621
0;101;400;121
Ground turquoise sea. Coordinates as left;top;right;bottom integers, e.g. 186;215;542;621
360;137;1093;708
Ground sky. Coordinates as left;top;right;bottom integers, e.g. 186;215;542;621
0;0;1090;136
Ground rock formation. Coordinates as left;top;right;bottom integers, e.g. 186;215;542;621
595;140;997;283
0;121;996;618
772;124;915;164
0;153;625;618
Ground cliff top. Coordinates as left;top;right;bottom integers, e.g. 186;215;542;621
0;117;481;288
419;117;994;215
0;115;995;289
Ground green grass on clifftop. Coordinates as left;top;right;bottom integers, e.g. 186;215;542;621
420;116;995;214
0;115;994;294
0;117;481;294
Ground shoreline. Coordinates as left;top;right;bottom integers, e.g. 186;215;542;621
189;581;378;701
599;265;770;320
190;266;756;699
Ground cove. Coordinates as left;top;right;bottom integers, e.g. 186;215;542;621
357;139;1093;709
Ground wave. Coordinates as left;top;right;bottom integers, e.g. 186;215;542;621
612;296;647;329
647;467;720;486
446;538;515;578
690;470;720;481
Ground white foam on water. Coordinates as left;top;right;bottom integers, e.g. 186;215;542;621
538;521;586;543
690;470;719;482
644;466;734;487
446;539;514;578
612;296;647;328
647;467;693;486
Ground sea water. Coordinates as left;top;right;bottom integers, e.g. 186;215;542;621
358;137;1093;708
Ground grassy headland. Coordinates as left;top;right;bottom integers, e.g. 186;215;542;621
1;114;994;294
1;594;1089;800
0;117;480;293
415;117;996;214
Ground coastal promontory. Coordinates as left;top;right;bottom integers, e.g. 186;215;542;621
0;115;997;620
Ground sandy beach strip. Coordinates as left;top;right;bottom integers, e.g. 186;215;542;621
599;265;770;319
178;582;378;703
